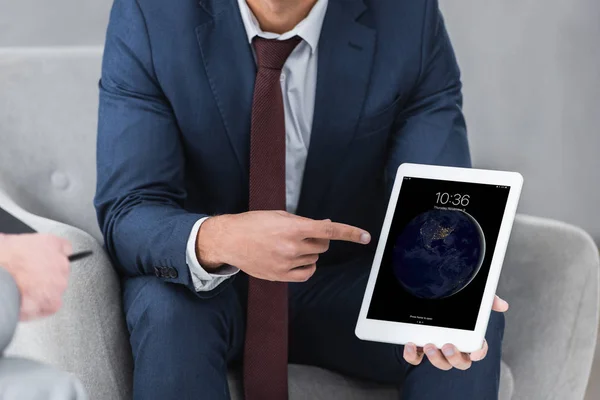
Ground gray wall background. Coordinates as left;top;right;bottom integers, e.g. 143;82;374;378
0;0;110;46
0;0;599;244
441;0;600;245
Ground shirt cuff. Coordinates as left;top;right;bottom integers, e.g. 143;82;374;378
186;217;239;292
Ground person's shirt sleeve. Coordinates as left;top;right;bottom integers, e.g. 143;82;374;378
186;218;240;292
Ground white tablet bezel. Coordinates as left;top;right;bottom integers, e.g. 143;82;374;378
355;163;523;353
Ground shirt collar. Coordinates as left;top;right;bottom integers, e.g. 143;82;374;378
237;0;328;54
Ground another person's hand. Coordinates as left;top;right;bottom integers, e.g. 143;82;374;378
196;211;371;282
403;295;509;370
0;233;72;320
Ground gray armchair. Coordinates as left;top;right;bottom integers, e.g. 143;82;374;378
0;48;598;400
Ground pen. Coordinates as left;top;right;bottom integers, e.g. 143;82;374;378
68;251;93;263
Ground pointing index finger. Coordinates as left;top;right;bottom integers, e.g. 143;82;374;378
305;220;371;244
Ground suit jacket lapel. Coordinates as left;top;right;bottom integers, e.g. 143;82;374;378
297;0;376;217
196;0;256;180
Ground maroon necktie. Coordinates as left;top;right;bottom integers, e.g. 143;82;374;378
243;36;301;400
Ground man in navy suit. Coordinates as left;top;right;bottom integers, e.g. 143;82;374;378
95;0;508;398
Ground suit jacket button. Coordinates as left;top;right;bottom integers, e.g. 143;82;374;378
168;268;178;279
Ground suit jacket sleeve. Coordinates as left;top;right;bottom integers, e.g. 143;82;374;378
386;0;471;191
0;267;19;353
95;0;212;292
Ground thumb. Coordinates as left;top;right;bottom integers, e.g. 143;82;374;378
492;295;509;312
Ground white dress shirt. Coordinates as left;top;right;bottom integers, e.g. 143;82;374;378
186;0;329;291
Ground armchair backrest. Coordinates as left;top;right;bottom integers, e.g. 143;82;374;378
0;47;103;240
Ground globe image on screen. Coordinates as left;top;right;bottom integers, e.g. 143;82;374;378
392;209;486;299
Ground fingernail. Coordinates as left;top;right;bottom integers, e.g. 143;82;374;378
406;344;415;354
442;347;455;357
360;232;371;244
425;347;437;356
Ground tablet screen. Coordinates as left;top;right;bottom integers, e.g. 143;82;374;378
367;177;511;331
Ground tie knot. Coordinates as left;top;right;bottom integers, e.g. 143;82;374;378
253;36;302;70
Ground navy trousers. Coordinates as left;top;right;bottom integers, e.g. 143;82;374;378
123;259;504;400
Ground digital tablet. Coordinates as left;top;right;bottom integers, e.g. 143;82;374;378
356;163;523;353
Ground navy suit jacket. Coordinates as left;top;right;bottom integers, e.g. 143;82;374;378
95;0;471;295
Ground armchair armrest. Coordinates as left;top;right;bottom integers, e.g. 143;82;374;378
0;189;132;400
499;215;599;400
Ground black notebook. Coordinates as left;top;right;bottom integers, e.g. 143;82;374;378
0;207;36;234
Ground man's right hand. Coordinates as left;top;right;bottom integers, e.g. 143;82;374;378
196;211;371;282
0;233;72;320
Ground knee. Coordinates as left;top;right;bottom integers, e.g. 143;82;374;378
0;268;19;352
124;279;241;398
0;358;86;400
124;277;241;348
49;370;87;400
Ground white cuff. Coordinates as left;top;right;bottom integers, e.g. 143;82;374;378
186;217;239;292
